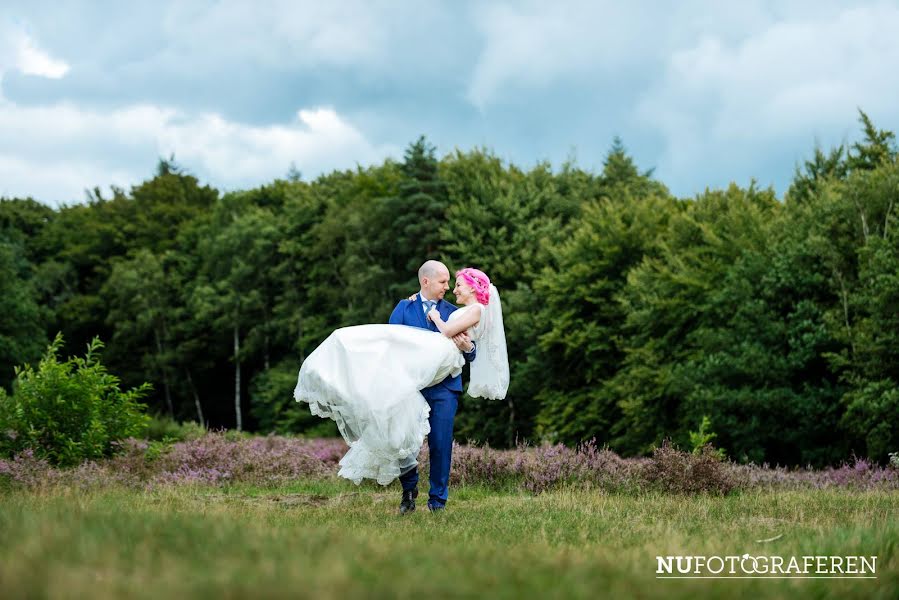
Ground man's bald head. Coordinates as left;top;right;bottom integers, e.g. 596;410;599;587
418;260;450;301
419;260;448;282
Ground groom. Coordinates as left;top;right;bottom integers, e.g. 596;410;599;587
389;260;476;514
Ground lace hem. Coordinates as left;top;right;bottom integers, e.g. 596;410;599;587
336;425;429;486
468;381;509;400
294;371;431;486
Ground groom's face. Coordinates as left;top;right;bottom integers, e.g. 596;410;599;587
422;268;450;301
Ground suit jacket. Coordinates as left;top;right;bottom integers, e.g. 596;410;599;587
388;296;476;393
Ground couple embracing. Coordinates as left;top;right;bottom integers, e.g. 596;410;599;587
294;260;509;513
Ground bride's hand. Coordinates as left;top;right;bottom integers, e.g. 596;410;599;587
407;293;418;301
452;333;474;353
427;308;441;323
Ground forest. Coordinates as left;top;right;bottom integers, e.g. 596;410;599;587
2;111;897;467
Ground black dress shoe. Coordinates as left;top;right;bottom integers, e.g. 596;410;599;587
399;489;418;515
427;504;445;513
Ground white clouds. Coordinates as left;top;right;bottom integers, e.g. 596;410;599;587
0;100;397;205
157;1;393;70
154;106;397;181
0;8;401;205
0;153;135;205
13;29;69;78
466;1;657;109
464;1;899;193
637;3;899;188
2;1;898;201
0;21;70;86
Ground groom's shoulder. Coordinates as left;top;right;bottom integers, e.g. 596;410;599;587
392;299;415;313
389;299;412;324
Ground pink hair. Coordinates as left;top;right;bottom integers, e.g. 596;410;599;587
456;268;491;305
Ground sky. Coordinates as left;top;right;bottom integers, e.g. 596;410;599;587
2;0;899;206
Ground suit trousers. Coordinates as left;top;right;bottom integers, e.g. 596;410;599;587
398;385;459;508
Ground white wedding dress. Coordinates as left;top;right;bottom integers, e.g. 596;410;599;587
295;291;508;486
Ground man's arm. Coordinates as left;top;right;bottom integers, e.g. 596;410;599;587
463;341;477;363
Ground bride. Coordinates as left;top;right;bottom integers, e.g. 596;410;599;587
294;264;509;487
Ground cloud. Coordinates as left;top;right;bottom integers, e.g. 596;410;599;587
154;106;398;181
637;3;899;190
0;99;398;205
13;29;69;78
0;7;404;205
0;153;136;206
2;0;471;117
466;1;657;110
2;1;898;202
165;1;406;68
0;20;70;86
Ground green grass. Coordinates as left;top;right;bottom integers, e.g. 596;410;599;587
1;482;896;599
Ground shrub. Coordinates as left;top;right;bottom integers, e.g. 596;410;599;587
688;415;725;459
0;334;150;466
643;440;739;495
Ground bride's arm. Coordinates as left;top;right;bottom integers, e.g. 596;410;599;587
428;305;481;338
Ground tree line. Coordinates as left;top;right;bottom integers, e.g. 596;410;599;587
1;111;897;466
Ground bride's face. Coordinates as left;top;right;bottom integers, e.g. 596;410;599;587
453;279;474;302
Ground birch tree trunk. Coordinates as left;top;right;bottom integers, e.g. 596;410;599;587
186;368;204;426
234;322;242;431
154;327;173;417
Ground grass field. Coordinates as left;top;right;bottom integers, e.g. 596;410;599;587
1;480;896;599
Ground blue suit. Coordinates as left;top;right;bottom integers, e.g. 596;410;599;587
389;296;475;508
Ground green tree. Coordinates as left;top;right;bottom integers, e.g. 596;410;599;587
103;249;178;417
611;186;773;454
0;239;47;389
848;110;897;172
191;200;282;430
124;166;217;253
535;193;675;446
393;136;449;265
439;151;574;445
827;163;899;460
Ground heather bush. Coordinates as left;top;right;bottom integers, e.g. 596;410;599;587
449;442;516;488
0;449;56;491
2;433;897;495
451;440;646;494
643;441;739;495
0;334;150;466
149;432;336;486
577;439;649;491
731;455;899;491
